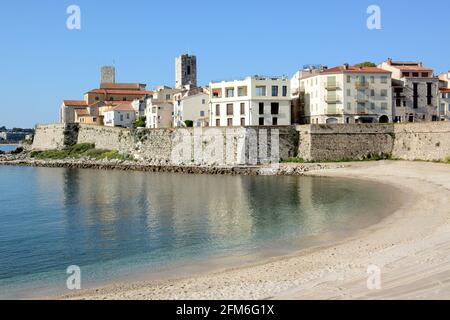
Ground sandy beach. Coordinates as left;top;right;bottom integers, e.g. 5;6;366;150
62;161;450;300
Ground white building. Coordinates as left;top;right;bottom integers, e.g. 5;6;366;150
145;99;173;129
293;65;392;124
439;72;450;121
103;103;136;128
173;87;209;127
209;76;291;127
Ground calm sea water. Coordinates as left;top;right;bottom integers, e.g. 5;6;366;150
0;145;18;152
0;166;398;298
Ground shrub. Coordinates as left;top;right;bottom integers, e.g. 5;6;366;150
184;120;194;128
134;116;146;128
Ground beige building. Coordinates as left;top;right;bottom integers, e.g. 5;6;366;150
379;59;439;122
292;65;392;124
173;86;209;127
145;100;173;129
209;76;291;127
60;100;88;124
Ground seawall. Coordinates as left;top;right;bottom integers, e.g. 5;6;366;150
32;122;450;163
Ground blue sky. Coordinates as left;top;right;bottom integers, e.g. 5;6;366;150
1;0;449;128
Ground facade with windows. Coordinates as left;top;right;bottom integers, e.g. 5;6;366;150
103;104;136;128
439;89;450;121
379;59;439;122
173;92;210;127
145;100;173;129
293;65;392;124
209;76;291;127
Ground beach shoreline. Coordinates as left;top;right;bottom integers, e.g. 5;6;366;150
55;160;450;300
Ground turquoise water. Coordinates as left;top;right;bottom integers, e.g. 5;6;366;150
0;145;18;152
0;166;398;299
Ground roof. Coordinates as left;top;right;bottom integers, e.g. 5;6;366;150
440;88;450;93
74;109;89;116
111;104;135;112
100;83;145;90
86;89;154;95
385;60;433;72
63;100;88;106
322;66;391;74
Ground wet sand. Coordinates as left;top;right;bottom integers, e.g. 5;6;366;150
62;161;450;300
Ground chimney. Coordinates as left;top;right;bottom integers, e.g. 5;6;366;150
387;58;393;65
344;63;349;70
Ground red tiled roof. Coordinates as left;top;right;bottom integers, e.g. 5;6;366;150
112;104;135;112
63;100;88;106
75;109;89;116
86;89;153;95
103;101;133;106
440;88;450;93
100;83;145;90
322;66;391;74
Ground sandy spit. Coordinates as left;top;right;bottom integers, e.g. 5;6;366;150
62;161;450;300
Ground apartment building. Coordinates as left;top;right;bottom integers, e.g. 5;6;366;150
103;103;136;128
209;76;291;127
173;86;209;127
145;100;173;129
292;65;392;124
379;59;439;122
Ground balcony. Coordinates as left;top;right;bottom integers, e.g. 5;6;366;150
325;82;340;90
355;82;369;89
324;96;341;103
355;96;368;103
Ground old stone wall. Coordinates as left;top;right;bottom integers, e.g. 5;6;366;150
32;123;450;164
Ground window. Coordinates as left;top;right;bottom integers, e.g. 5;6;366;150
371;89;375;97
347;102;351;110
413;83;419;108
202;99;206;104
216;119;220;127
403;72;410;77
272;117;278;125
427;83;433;105
120;115;123;121
282;86;288;97
227;118;233;126
123;98;127;101
256;86;266;96
347;89;351;97
271;103;279;115
381;89;387;97
215;104;220;116
422;72;429;77
381;76;388;84
226;104;233;116
347;75;351;83
370;76;375;83
187;65;191;75
212;89;222;98
238;86;247;97
259;117;264;126
166;94;171;100
412;72;419;77
226;88;235;98
371;102;375;109
272;86;279;97
240;118;245;126
95;97;99;101
259;103;264;115
127;113;130;119
200;111;205;117
240;103;245;115
381;103;388;110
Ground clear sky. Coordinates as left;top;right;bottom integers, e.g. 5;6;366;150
1;0;449;128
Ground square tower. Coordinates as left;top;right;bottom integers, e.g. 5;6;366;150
175;54;197;89
101;66;116;84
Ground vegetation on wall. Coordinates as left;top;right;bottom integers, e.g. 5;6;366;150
30;143;129;161
134;116;146;128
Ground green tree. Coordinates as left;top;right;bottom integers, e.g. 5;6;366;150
355;61;377;67
184;120;194;127
134;116;146;128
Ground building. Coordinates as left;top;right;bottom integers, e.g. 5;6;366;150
103;103;136;128
101;66;116;84
145;100;173;129
379;59;439;122
292;65;392;124
173;86;209;127
209;76;291;127
60;100;88;124
84;83;153;105
175;54;197;89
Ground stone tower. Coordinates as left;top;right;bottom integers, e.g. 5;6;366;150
175;54;197;89
101;66;116;84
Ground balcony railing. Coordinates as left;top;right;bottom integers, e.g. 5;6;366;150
355;82;369;89
325;97;341;103
325;82;340;90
